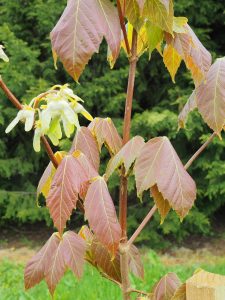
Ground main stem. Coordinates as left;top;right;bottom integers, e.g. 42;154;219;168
119;29;138;300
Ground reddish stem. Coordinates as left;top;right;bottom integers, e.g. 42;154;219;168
119;29;138;300
116;0;131;55
0;77;58;168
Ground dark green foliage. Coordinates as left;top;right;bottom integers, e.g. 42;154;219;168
0;0;225;246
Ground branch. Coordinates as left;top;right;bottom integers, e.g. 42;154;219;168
184;133;217;169
0;77;58;168
127;132;217;246
116;0;131;55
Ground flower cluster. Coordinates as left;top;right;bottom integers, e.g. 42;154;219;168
5;84;93;152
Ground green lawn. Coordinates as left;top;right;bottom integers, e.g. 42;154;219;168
0;250;225;300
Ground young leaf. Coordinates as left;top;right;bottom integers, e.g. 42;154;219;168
24;233;60;290
145;21;163;56
84;177;121;254
37;152;66;200
128;244;144;279
25;231;86;295
70;126;100;171
196;57;225;135
51;0;121;81
166;25;212;85
105;136;145;180
120;0;143;30
89;117;122;155
171;283;186;300
143;0;174;34
152;272;181;300
163;44;182;83
47;152;97;234
151;185;170;223
178;91;197;129
90;237;121;283
44;235;85;295
79;226;121;283
173;17;188;34
134;137;196;220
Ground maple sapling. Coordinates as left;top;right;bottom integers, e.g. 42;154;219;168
1;0;225;299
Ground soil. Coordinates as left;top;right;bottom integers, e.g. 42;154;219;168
0;223;225;266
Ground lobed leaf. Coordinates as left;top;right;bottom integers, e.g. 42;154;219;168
25;232;86;295
89;117;122;155
84;177;121;254
178;91;197;129
105;136;145;180
70;126;100;171
47;152;97;234
143;0;174;35
163;44;182;83
151;272;181;300
134;137;196;220
51;0;121;81
196;57;225;135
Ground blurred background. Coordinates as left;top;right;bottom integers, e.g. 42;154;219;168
0;1;225;299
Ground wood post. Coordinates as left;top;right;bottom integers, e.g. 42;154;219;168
186;270;225;300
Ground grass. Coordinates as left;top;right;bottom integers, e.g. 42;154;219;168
0;250;225;300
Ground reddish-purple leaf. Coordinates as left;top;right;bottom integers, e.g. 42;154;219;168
84;177;121;254
128;244;144;279
45;240;66;295
196;57;225;135
105;136;145;180
89;117;122;155
79;226;121;283
134;137;196;219
90;238;121;283
24;233;61;290
47;152;97;234
60;231;86;278
70;127;100;171
51;0;121;81
25;231;86;295
152;272;181;300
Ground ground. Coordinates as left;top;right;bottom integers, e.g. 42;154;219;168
0;225;225;299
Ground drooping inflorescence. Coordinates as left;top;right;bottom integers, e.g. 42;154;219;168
5;84;93;152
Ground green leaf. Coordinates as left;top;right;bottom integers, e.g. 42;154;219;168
145;21;163;56
143;0;174;34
